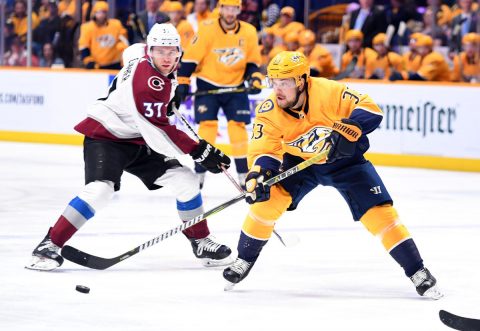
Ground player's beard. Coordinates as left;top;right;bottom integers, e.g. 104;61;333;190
277;94;296;109
277;87;304;109
220;15;236;28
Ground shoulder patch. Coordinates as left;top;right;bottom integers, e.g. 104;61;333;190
258;99;274;113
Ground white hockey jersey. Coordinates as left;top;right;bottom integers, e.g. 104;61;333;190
75;45;196;156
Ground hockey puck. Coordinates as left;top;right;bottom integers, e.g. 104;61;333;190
75;285;90;294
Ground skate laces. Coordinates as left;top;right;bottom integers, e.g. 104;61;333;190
229;258;251;275
410;268;428;287
196;236;222;255
36;239;60;254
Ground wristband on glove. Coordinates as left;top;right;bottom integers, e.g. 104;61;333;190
327;119;362;164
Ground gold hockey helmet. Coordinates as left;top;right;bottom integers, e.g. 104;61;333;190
267;51;310;87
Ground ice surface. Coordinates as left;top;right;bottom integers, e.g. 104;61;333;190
1;142;479;331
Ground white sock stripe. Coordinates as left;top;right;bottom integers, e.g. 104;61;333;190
62;205;89;229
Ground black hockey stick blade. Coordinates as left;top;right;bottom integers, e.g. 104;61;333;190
61;245;140;270
332;56;358;81
439;310;480;331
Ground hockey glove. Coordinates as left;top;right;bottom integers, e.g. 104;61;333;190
245;165;273;204
190;140;231;174
247;72;263;95
327;119;362;164
166;84;189;116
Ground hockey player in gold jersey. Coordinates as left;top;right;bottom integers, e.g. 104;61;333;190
223;51;443;300
175;0;263;189
78;1;129;69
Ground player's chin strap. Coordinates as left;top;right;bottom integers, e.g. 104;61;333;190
170;105;293;247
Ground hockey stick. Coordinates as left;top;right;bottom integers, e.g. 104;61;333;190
187;85;266;97
174;105;292;246
332;56;358;81
61;148;330;269
439;310;480;331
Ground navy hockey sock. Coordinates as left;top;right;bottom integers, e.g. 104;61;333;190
389;238;424;277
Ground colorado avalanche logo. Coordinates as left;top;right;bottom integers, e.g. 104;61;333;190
286;127;331;153
214;48;245;66
148;76;165;91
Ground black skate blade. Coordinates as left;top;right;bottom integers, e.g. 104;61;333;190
439;310;480;331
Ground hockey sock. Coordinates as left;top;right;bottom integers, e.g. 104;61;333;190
50;197;95;247
361;205;423;277
177;193;210;239
234;158;248;174
389;239;424;277
237;231;268;263
50;180;114;247
227;120;248;159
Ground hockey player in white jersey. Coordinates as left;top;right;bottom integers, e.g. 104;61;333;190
26;23;233;271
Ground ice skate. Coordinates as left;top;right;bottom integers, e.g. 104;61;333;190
223;257;254;291
410;267;443;300
189;235;233;267
25;229;64;271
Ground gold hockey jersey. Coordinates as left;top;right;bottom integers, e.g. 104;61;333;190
181;19;261;86
78;19;128;67
248;77;383;167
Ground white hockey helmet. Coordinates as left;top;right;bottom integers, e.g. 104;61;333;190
147;23;181;53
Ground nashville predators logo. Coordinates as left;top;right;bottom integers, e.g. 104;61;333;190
97;34;116;48
214;48;244;66
286;127;330;153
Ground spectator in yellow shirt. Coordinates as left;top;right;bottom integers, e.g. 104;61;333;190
341;29;377;79
451;33;480;82
368;32;404;79
78;1;129;69
390;34;450;81
166;1;195;50
9;0;40;43
259;27;275;73
403;32;423;72
187;0;212;32
270;6;305;44
297;29;338;78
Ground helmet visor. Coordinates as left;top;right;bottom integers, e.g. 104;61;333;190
266;77;297;89
150;47;181;59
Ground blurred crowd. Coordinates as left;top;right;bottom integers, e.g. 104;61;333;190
2;0;479;82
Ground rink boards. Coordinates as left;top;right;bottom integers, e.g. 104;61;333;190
0;67;479;172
